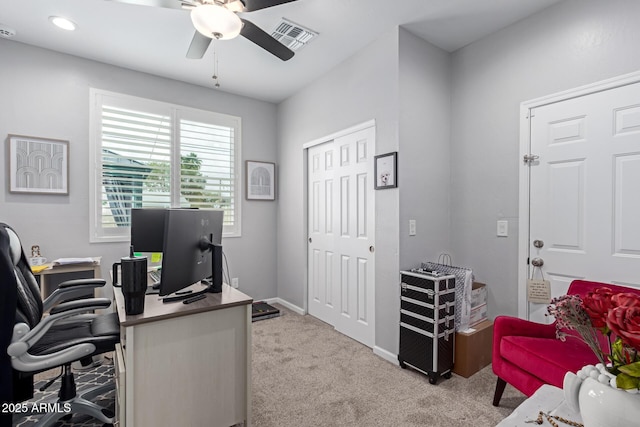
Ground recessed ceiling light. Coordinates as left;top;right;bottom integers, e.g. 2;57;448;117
49;16;76;31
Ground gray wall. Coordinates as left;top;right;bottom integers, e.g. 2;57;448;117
398;28;451;270
277;28;451;354
449;0;640;317
277;28;400;352
277;0;640;356
0;39;278;301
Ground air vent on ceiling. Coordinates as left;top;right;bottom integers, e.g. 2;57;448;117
271;18;317;52
0;25;16;38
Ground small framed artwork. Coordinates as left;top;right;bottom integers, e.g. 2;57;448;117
8;134;69;195
246;160;276;201
374;151;397;190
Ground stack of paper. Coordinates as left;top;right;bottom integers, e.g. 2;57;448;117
52;257;97;266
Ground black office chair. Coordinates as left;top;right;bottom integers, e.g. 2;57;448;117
0;223;120;427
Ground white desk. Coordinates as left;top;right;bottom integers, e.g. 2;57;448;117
496;384;583;427
113;283;253;427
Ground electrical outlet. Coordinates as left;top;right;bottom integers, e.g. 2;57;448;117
231;278;239;288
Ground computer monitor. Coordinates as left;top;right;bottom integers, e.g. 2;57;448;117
158;208;224;297
130;208;166;253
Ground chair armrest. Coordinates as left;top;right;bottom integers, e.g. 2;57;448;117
7;298;112;372
42;278;106;312
49;297;111;315
493;315;557;364
58;278;106;289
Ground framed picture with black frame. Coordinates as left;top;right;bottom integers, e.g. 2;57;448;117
246;160;276;200
374;151;397;190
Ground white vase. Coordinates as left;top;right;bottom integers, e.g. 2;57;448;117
563;370;640;427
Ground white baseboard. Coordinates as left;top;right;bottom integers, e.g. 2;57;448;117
261;297;306;316
373;346;399;366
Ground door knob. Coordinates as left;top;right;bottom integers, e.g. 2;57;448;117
531;257;544;267
308;238;312;243
369;246;375;253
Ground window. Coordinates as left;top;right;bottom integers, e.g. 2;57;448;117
90;90;241;242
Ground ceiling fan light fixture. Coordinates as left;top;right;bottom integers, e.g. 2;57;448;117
191;4;242;40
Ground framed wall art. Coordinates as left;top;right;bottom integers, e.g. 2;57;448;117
374;151;397;190
8;134;69;195
246;160;275;200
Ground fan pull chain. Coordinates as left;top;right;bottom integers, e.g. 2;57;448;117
212;42;220;88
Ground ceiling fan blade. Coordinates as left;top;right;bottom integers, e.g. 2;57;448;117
240;19;294;61
241;0;299;12
186;31;212;59
108;0;182;9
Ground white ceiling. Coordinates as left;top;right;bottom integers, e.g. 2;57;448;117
0;0;561;103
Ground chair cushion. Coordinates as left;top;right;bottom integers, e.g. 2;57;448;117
500;335;600;388
91;312;120;337
31;314;119;357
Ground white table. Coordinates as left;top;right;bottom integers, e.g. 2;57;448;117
496;384;583;427
113;283;253;427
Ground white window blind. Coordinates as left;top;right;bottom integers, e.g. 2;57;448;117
90;90;241;242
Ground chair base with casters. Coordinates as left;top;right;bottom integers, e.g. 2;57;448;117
12;364;115;427
491;279;640;406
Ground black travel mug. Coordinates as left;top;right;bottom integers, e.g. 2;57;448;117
112;247;147;315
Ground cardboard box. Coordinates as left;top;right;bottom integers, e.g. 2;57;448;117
471;282;487;308
453;319;493;378
470;303;488;326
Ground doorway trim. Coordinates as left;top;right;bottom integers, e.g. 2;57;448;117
303;119;376;150
518;70;640;318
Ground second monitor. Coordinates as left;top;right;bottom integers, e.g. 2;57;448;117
131;208;224;297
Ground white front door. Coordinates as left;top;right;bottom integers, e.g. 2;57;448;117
525;81;640;322
307;126;375;347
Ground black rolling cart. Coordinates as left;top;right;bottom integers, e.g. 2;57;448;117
398;270;456;384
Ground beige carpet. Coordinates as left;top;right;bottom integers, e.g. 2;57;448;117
251;305;526;427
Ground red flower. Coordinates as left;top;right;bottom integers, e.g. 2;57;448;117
612;293;640;309
607;306;640;350
583;287;615;329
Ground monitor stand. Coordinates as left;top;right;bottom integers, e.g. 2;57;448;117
208;243;223;293
162;242;223;303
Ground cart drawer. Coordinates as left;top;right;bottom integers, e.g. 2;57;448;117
401;296;454;319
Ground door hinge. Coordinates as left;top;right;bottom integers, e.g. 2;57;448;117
523;154;539;164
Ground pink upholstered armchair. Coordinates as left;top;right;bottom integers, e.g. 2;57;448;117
492;280;640;406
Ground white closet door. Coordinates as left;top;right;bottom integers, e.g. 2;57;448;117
307;126;375;347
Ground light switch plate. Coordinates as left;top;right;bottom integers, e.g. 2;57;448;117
409;220;416;236
497;220;508;237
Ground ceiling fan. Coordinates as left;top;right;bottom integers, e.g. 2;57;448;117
111;0;299;60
